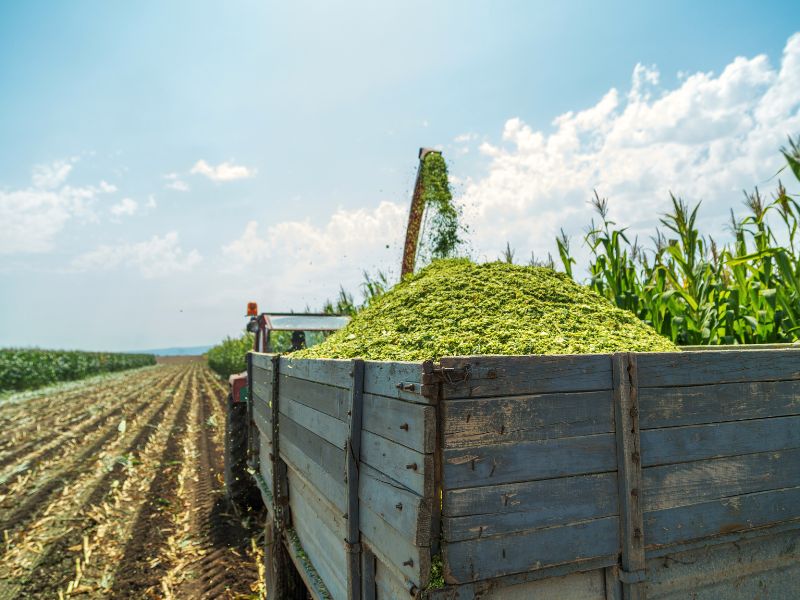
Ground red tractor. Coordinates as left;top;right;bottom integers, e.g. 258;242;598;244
224;305;350;508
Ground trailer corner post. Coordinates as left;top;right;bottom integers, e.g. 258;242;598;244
246;352;259;474
269;354;289;530
612;353;647;599
346;359;366;600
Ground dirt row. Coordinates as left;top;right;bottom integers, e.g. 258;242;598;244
0;358;263;599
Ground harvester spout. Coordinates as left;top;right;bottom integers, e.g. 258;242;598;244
401;147;442;278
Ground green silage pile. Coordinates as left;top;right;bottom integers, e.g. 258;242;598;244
297;259;677;361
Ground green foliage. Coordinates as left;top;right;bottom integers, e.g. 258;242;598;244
297;258;676;361
554;137;800;345
206;333;254;378
0;348;156;392
417;152;465;265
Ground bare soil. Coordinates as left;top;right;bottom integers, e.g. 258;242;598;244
0;359;262;599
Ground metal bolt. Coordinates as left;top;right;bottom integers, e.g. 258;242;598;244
403;559;414;567
406;463;418;471
399;423;409;431
396;502;403;511
631;487;639;498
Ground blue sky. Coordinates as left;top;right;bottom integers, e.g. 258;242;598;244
1;2;799;350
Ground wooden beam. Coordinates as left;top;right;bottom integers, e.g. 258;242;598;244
612;353;646;599
346;359;365;599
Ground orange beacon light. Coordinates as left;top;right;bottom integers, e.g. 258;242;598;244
246;302;258;317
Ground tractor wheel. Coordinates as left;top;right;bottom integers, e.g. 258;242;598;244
265;519;308;599
224;392;253;510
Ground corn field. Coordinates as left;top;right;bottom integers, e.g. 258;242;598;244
0;349;156;392
556;137;800;346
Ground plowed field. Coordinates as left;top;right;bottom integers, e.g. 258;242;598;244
0;358;263;599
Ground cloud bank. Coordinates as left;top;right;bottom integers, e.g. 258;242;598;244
459;33;800;261
191;159;255;182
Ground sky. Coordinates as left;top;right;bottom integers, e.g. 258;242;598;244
1;1;799;351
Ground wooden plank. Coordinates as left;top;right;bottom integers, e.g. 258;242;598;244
346;359;364;600
442;433;616;489
360;463;432;547
279;373;350;421
644;485;800;548
253;395;271;438
612;353;645;599
437;354;612;399
363;393;436;453
638;379;800;429
642;447;800;512
252;379;272;406
442;473;618;541
279;415;344;483
442;516;620;583
361;430;433;497
281;434;346;513
280;356;353;388
364;360;428;403
251;351;274;370
442;390;613;449
360;504;430;588
636;349;800;388
641;414;800;467
290;479;348;600
259;432;273;495
374;554;415;599
279;397;347;448
362;547;376;600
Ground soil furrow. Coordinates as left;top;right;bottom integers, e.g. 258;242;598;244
0;367;179;486
0;366;185;537
107;365;199;597
9;365;197;598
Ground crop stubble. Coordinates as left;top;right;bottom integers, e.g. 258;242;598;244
0;358;261;599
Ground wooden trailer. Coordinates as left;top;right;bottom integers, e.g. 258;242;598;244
245;346;800;599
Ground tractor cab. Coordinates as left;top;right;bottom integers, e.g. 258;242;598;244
247;309;350;354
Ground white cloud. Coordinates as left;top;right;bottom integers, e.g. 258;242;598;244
110;197;138;217
221;201;406;304
0;160;115;254
163;172;190;192
73;232;202;278
459;33;800;263
190;159;255;182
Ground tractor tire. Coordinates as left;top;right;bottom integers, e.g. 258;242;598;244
224;392;254;511
265;519;308;600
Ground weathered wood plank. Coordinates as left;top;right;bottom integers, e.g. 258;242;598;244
642;447;800;512
361;430;433;497
442;473;618;541
280;356;353;388
644;485;800;548
360;503;430;588
279;415;344;484
280;434;346;513
279;373;350;421
442;434;616;489
362;547;376;600
363;393;436;453
345;359;364;600
374;554;415;599
253;395;271;438
437;354;612;399
364;360;428;403
442;390;613;449
360;463;432;547
251;351;274;370
641;414;800;467
612;353;645;600
252;379;272;407
639;379;800;429
442;516;619;583
290;479;347;600
636;349;800;388
279;396;347;448
259;432;273;495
